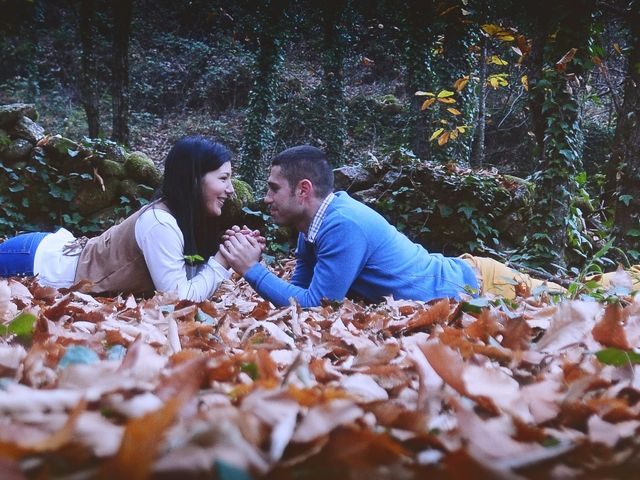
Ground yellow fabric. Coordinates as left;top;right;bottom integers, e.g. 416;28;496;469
460;254;566;299
594;265;640;292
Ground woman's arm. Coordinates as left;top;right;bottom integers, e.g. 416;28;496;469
135;209;231;301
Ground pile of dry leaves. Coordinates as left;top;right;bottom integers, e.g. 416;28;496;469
1;264;640;479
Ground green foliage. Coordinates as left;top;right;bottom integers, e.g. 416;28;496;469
0;133;154;236
595;348;640;366
0;312;37;339
364;149;522;255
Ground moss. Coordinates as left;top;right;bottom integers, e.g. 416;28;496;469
97;158;126;178
232;178;254;204
124;151;162;187
219;178;255;225
72;177;119;215
118;179;141;199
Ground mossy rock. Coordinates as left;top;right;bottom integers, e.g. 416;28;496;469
1;139;32;162
124;151;161;187
40;135;92;171
0;129;11;148
0;103;38;128
96;158;126;178
72;177;120;215
219;178;255;225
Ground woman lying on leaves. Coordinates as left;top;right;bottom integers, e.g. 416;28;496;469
0;136;260;301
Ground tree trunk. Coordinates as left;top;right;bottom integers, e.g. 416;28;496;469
612;7;640;257
319;0;347;167
79;0;101;138
402;0;435;160
111;0;133;146
526;0;595;269
239;0;288;189
470;34;487;168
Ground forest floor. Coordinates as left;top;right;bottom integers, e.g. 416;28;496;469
1;263;640;478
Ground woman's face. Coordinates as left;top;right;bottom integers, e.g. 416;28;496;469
201;162;234;216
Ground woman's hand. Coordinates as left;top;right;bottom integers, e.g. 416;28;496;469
219;232;263;275
213;250;230;269
224;225;266;252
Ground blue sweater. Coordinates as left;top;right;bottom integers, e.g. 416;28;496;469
244;192;479;307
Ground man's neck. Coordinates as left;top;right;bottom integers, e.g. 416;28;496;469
297;195;325;234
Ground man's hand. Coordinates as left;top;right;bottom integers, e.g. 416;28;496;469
219;232;263;275
223;225;266;252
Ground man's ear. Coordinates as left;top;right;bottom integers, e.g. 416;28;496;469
297;179;313;198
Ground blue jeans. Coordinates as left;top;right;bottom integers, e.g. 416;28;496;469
0;232;49;277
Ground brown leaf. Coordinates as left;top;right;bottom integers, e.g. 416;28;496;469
592;303;629;350
405;299;450;333
501;316;532;351
0;399;86;459
463;309;500;342
420;342;467;395
555;47;577;72
100;397;182;479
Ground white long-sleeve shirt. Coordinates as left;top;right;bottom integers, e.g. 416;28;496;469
33;208;230;301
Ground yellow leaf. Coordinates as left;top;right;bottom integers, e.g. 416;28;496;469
496;32;515;42
487;55;508;65
481;23;514;42
415;91;435;96
487;74;508;89
447;107;462;115
450;129;459;140
437;90;455;98
481;24;501;36
437;131;451;146
437;97;457;104
613;43;622;55
421;98;437;110
521;75;529;91
453;76;469;91
429;128;445;141
457;125;467;133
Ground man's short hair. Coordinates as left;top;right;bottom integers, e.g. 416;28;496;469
271;145;334;198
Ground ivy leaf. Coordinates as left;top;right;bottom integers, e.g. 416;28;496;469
458;205;476;219
626;229;640;238
595;348;640;366
619;195;633;207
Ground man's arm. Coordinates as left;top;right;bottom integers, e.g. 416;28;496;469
290;235;314;288
243;220;369;307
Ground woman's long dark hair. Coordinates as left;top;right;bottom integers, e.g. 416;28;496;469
155;136;231;259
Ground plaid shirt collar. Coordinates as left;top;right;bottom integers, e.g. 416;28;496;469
304;192;335;243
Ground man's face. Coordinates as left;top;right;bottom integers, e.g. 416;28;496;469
264;166;304;227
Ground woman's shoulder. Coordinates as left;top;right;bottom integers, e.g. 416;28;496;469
137;202;178;229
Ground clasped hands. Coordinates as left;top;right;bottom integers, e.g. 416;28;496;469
218;225;266;275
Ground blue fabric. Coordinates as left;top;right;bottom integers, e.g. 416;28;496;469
0;232;48;277
245;192;479;307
